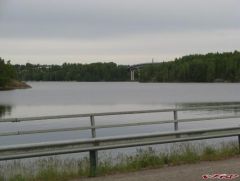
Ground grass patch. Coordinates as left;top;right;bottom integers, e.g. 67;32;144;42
0;141;239;181
201;142;239;161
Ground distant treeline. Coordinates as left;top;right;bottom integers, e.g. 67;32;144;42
140;51;240;82
15;62;129;81
0;58;16;87
2;51;240;83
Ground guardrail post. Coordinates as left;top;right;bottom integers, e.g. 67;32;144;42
173;110;178;131
234;107;238;116
238;135;240;154
90;149;97;177
173;110;180;138
89;115;98;177
90;115;96;138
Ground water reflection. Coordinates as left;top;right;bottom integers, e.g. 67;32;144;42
0;105;12;118
176;102;240;114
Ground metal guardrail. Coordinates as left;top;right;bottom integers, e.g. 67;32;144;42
0;105;240;176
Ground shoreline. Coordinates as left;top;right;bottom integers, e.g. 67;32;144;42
0;80;31;91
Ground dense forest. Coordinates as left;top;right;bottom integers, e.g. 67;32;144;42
140;51;240;82
15;62;129;81
0;58;16;87
2;51;240;83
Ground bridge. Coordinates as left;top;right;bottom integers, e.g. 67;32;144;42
0;105;240;177
128;61;160;81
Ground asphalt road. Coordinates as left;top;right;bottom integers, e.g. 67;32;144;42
72;156;240;181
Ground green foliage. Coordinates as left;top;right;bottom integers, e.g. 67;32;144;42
9;175;26;181
3;51;240;83
120;148;165;171
140;51;240;82
0;176;4;181
1;141;239;181
202;146;217;161
9;51;240;82
0;58;16;87
15;62;129;81
201;142;239;161
0;105;12;117
168;144;200;165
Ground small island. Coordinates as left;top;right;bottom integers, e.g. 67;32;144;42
0;58;31;91
0;80;31;91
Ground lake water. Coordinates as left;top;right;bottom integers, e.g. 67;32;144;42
0;82;240;155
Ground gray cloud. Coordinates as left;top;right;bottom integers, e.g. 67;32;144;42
1;0;239;39
0;0;240;64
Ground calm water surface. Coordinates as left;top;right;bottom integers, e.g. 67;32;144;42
0;82;240;149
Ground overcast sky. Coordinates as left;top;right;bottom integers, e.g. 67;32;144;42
0;0;239;65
